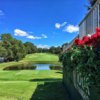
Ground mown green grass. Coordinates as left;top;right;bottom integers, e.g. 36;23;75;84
23;53;59;62
0;70;62;81
0;81;37;100
0;53;69;100
0;53;61;70
0;70;70;100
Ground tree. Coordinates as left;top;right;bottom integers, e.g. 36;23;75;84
0;34;26;61
11;39;26;61
37;48;43;53
24;42;37;54
49;46;61;55
0;42;7;58
55;46;61;54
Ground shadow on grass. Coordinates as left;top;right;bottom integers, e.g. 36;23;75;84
30;81;70;100
56;71;63;74
30;78;62;82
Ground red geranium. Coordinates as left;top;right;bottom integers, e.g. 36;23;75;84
74;28;100;47
91;33;97;40
74;38;84;46
74;38;80;45
82;36;90;44
96;28;100;33
77;39;84;47
91;33;98;46
96;32;100;38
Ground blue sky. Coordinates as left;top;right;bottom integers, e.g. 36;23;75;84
0;0;89;48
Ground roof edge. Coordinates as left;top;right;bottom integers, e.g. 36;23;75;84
79;0;100;26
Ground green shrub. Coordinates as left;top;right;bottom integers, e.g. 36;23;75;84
61;45;100;91
3;63;36;70
49;65;62;70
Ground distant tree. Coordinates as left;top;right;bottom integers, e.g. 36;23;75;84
49;46;61;55
0;42;7;58
11;39;26;61
49;46;56;54
42;48;49;53
0;34;26;61
0;33;62;62
55;46;61;54
37;48;43;53
24;42;37;54
1;33;12;41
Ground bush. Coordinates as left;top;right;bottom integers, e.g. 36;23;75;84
3;63;36;70
49;65;62;70
61;28;100;91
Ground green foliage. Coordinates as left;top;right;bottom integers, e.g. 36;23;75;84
0;34;27;61
61;45;100;90
49;46;61;55
24;42;37;54
0;34;43;62
3;64;36;70
0;33;61;62
0;42;7;57
49;65;62;70
37;46;62;55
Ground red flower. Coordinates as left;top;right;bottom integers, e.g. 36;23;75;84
91;33;98;46
74;38;80;45
74;38;84;46
91;33;97;40
78;40;84;46
96;28;100;33
97;32;100;37
82;36;90;44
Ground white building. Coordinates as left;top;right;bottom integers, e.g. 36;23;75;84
63;0;100;52
79;0;100;39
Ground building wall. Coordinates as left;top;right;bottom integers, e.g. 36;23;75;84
79;1;100;39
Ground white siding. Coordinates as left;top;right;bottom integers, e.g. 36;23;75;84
79;3;100;38
79;20;86;39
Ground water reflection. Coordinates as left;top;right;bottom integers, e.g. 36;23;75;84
34;64;51;70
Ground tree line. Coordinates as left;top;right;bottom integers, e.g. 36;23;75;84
0;34;61;62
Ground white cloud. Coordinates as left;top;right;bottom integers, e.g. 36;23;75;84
14;29;42;40
37;44;50;49
42;34;48;38
55;22;67;29
0;10;4;16
55;23;61;29
61;22;67;27
27;35;34;39
27;35;42;39
63;25;79;33
14;29;28;36
14;29;48;40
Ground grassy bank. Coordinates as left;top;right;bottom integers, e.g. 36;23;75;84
0;53;69;100
0;70;69;100
0;53;61;70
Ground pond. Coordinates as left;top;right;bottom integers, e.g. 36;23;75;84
34;64;51;70
3;63;62;71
